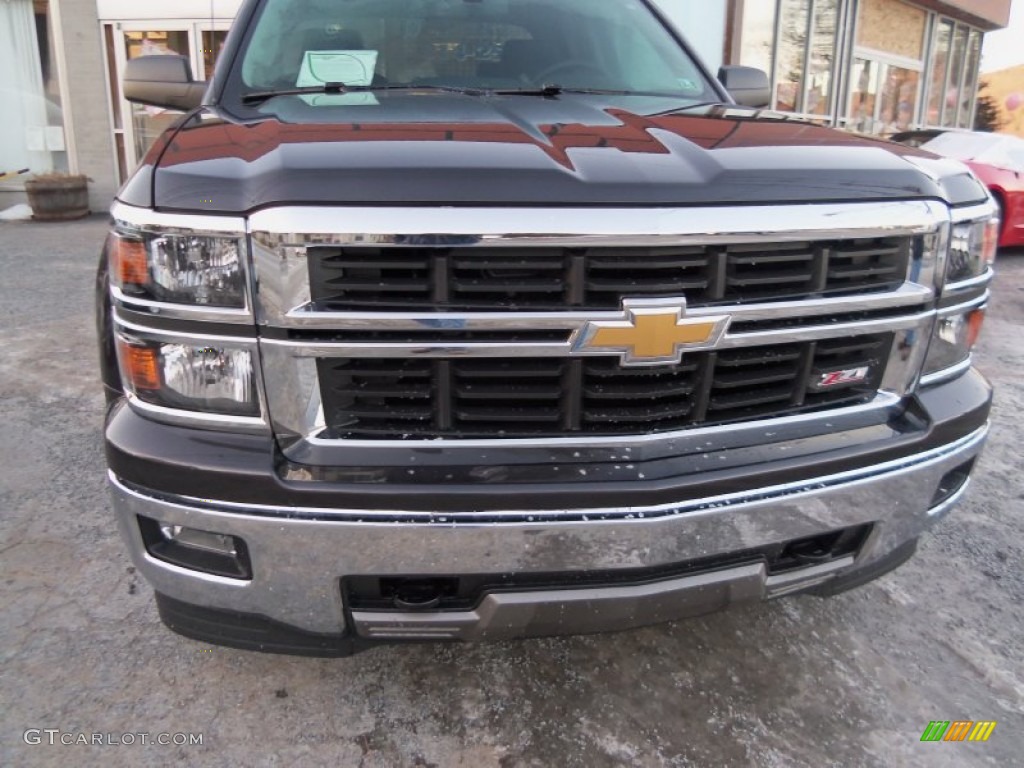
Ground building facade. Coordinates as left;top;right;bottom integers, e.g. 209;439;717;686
0;0;1013;211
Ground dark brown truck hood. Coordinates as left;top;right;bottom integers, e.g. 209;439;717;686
128;95;987;213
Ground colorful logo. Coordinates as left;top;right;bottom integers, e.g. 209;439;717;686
920;721;997;742
813;366;870;390
573;298;730;366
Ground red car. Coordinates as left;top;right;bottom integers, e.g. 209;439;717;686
916;131;1024;248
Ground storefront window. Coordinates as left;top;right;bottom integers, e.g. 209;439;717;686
878;66;919;132
742;0;838;118
844;0;926;135
0;0;68;182
925;19;983;129
739;1;777;78
774;0;809;112
945;24;968;125
848;58;881;133
737;0;985;135
926;21;952;126
958;30;981;128
805;0;838;116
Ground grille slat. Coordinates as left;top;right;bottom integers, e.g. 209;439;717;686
455;385;563;401
322;279;432;293
317;333;892;439
308;237;911;311
455;406;563;423
586;277;710;292
708;387;795;411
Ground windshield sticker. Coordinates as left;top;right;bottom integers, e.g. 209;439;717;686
299;93;380;107
297;50;379;87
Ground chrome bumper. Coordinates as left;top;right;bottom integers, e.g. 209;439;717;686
109;425;987;640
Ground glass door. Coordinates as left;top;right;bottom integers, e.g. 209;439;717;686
846;55;922;136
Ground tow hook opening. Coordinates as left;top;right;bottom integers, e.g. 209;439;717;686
381;578;460;611
772;524;872;572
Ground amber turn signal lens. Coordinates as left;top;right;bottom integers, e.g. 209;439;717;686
965;307;986;350
114;236;149;286
981;218;1000;266
118;340;161;391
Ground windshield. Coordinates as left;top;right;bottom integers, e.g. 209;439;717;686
233;0;714;100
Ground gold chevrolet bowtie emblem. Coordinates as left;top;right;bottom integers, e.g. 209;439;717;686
573;298;730;366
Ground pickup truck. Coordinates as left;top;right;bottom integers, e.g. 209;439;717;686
97;0;998;655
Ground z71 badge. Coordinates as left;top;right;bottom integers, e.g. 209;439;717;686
813;366;871;390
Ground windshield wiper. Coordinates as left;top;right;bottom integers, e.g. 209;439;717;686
645;101;740;117
488;86;694;98
241;83;484;105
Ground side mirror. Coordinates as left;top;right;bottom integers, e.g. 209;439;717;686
718;65;771;108
123;55;207;112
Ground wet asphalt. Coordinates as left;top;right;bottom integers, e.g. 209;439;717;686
1;216;1021;767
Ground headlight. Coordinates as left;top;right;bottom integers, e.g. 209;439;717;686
116;336;259;417
946;217;999;284
112;231;246;308
921;306;986;378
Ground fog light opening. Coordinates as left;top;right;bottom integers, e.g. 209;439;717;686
138;516;252;580
930;460;975;510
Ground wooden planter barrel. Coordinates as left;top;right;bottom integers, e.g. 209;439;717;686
25;175;90;221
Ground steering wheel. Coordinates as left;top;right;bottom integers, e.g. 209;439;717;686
532;60;609;87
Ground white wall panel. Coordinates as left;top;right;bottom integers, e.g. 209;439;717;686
96;0;243;21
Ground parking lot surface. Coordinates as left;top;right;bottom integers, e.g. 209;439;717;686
1;217;1022;767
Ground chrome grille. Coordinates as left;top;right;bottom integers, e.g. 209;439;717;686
316;334;893;439
306;237;910;312
250;202;948;448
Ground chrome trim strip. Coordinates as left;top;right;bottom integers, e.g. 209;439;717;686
114;313;258;343
292;392;902;450
259;309;934;359
250;201;948;328
949;200;999;224
936;293;988;318
249;201;949;243
111;287;255;325
110;200;247;235
121;393;268;434
942;268;994;299
109;423;988;522
763;556;856;598
919;357;973;389
278;282;935;331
